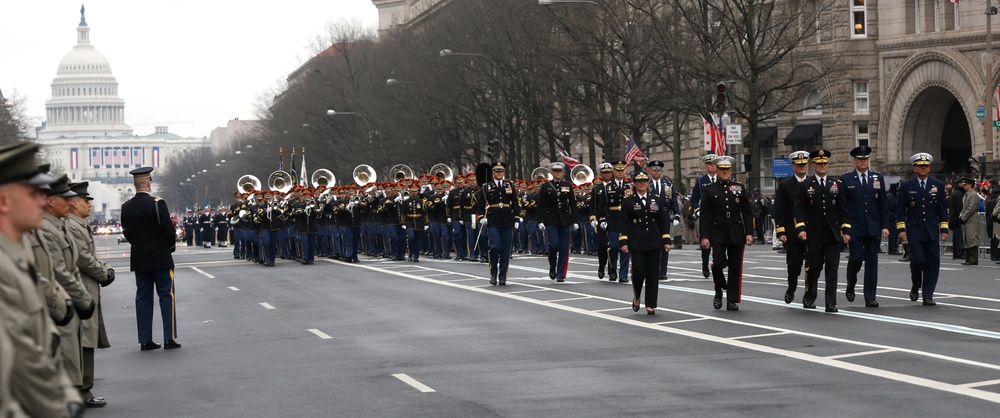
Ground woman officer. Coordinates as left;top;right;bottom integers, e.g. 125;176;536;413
619;171;672;314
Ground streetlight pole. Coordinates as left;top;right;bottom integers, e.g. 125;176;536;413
985;2;998;168
326;109;374;160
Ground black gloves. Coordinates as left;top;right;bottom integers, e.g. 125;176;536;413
55;300;75;326
77;300;96;320
101;268;115;287
67;401;84;418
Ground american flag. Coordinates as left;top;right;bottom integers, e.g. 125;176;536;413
278;148;284;171
152;147;160;168
298;148;308;187
624;135;648;167
559;150;582;169
703;115;726;155
90;148;101;168
132;147;142;167
104;148;112;168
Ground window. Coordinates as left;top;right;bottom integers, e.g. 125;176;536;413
851;0;867;38
803;90;822;116
854;82;869;112
856;123;870;147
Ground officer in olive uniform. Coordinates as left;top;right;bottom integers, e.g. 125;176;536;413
0;142;85;418
774;151;811;304
604;160;631;283
690;154;719;278
619;172;672;314
538;162;574;282
475;162;521;285
794;150;851;313
896;153;949;306
120;167;181;350
698;156;754;311
840;145;890;307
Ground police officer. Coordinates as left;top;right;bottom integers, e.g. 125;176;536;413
646;160;681;280
840;145;890;307
539;162;574;282
590;163;614;278
620;171;672;314
896;153;948;306
120;167;181;350
698;156;753;311
795;150;851;313
604;160;631;283
690;154;719;278
774;151;810;304
475;162;521;285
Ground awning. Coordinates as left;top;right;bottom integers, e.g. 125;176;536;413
743;127;777;148
783;124;822;146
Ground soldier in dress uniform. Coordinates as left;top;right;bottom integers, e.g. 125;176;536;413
120;167;181;350
896;153;949;305
199;206;214;248
604;160;631;283
774;150;811;304
690;154;719;278
538;162;574;282
475;162;521;285
590;163;614;277
214;206;229;247
229;192;245;257
400;183;429;262
183;209;196;246
427;182;449;259
646;160;681;280
698;156;753;311
523;181;542;254
794;150;851;313
0;143;85;418
620;172;672;314
449;176;468;260
840;145;890;307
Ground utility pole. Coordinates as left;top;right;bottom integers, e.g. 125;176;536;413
985;1;997;170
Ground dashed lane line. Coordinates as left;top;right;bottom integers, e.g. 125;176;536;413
190;267;215;279
392;373;436;393
228;286;239;291
259;303;276;310
826;349;896;360
308;329;332;339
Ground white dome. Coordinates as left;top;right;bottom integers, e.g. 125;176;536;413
57;45;113;76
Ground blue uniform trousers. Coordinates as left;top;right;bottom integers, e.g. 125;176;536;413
466;223;480;259
545;225;571;278
429;222;443;257
453;221;468;259
261;230;277;265
909;239;941;300
584;222;597;254
847;235;881;301
406;229;424;260
607;231;630;279
488;226;513;281
134;269;176;344
299;232;315;263
346;226;360;260
393;225;407;260
571;224;582;253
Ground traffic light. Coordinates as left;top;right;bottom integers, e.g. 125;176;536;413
486;140;501;160
969;155;982;176
714;82;728;112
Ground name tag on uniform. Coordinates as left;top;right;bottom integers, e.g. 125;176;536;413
634;202;642;210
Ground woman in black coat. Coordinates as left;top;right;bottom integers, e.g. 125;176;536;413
619;172;672;314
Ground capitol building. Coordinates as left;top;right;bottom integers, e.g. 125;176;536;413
35;7;209;220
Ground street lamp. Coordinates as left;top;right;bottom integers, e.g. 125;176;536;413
326;109;373;138
538;0;601;5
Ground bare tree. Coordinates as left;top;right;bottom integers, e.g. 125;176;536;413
0;89;34;146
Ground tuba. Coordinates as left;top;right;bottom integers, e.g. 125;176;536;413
389;164;415;181
311;169;336;188
570;165;594;186
353;164;377;186
236;174;261;194
268;170;294;193
530;166;552;181
429;163;454;183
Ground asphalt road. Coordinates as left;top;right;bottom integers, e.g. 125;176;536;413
87;236;1000;417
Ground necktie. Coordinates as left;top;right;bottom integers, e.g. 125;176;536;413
862;173;867;187
921;180;925;190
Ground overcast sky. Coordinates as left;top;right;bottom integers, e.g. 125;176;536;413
0;0;379;138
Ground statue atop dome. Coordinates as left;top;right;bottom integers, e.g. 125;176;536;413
80;4;87;26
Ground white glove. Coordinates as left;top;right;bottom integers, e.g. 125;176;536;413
573;224;579;231
394;196;403;203
443;194;449;203
402;225;407;230
672;219;680;226
447;217;452;223
538;223;546;231
459;220;465;225
514;221;520;229
599;221;607;230
590;220;598;229
480;218;488;226
424;225;429;231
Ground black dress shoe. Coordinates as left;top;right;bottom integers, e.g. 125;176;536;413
140;342;161;351
646;309;655;315
598;270;605;280
803;300;816;309
85;397;107;408
726;302;739;311
632;299;640;312
609;271;618;281
713;291;722;310
556;277;565;282
784;291;794;304
922;299;936;306
845;287;856;302
619;277;629;283
825;304;839;313
702;265;710;279
164;339;182;349
489;277;497;285
499;281;506;286
909;287;919;302
865;300;879;308
549;272;556;280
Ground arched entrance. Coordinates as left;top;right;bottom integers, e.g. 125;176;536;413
902;86;972;175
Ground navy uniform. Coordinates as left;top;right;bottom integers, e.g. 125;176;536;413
794;150;850;313
646;160;681;280
839;145;890;307
690;154;718;278
619;172;671;313
475;162;521;285
604;160;631;283
895;153;949;306
183;211;196;246
119;167;180;350
589;163;613;278
773;151;810;304
698;156;753;311
538;162;574;282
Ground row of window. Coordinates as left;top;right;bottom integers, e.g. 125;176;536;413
54;86;117;97
850;0;961;38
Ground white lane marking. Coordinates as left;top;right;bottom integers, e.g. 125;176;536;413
549;296;591;303
730;331;789;340
392;373;436;393
961;379;1000;389
593;307;629;313
343;261;1000;405
308;329;332;339
508;289;547;294
228;286;240;291
656;318;709;325
826;349;896;360
190;267;215;279
421;272;454;277
445;278;482;282
259;303;276;310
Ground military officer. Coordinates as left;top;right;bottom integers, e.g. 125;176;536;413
646;160;681;280
958;177;982;266
690;154;719;278
538;162;574;282
66;181;114;407
795;150;851;313
475;162;521;285
590;163;614;278
400;183;429;262
183;209;196;246
604;160;631;283
449;176;469;260
698;156;754;311
774;150;810;304
840;145;890;307
120;167;181;350
0;143;85;418
619;172;672;314
199;206;214;248
896;153;949;305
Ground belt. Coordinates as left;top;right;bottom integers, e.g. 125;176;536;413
609;206;621;210
489;203;510;208
451;206;461;210
726;211;731;218
463;206;474;209
406;214;423;218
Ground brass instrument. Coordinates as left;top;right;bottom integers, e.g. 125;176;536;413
429;163;454;182
530;166;552;181
570;165;594;186
268;170;294;193
236;174;261;194
389;164;415;181
311;169;336;188
353;164;377;186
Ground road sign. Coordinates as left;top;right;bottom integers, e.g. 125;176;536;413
772;158;793;178
994;120;1000;128
726;125;742;145
978;110;986;119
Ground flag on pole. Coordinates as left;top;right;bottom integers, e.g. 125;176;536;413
559;150;582;169
703;115;726;155
299;147;308;187
278;147;284;171
624;135;648;167
289;148;297;183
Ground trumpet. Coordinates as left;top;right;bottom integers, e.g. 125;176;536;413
389;164;415;181
237;174;261;194
429;163;454;182
570;165;594;186
268;170;294;193
311;169;336;188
